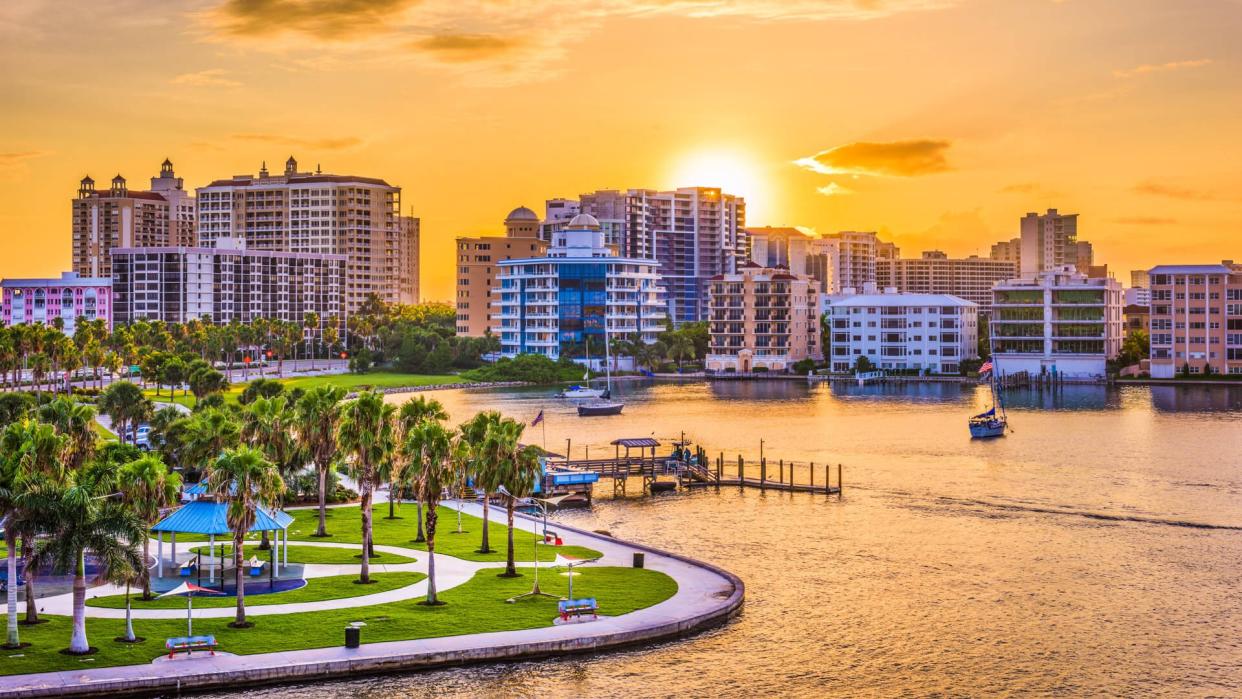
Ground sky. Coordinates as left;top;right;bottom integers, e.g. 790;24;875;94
2;0;1240;301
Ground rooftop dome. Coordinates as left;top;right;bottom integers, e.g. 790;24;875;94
567;213;601;230
505;206;539;222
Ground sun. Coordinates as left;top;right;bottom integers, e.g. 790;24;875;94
668;149;767;218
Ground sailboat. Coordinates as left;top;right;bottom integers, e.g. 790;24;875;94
578;328;623;417
969;360;1008;438
560;338;605;399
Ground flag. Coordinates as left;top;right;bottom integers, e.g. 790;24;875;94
531;409;544;427
979;361;993;374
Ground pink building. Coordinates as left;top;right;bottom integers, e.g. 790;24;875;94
1;272;112;335
1148;262;1242;377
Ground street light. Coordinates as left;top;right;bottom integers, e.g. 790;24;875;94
504;492;576;603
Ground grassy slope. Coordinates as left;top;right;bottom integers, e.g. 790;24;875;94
1;566;676;676
183;543;415;565
286;504;602;563
86;572;425;610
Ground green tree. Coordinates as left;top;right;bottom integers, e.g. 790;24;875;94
99;381;153;448
116;454;182;599
854;355;874;374
401;420;453;604
393;396;448;534
294;385;347;537
209;447;284;627
459;411;503;554
497;426;541;577
182;408;242;482
665;333;696;371
38;397;97;471
336;391;395;582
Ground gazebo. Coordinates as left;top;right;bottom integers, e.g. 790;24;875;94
151;500;292;581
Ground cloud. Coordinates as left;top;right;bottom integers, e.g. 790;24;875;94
0;150;49;165
795;139;952;178
1133;180;1217;202
412;34;523;63
170;69;242;87
198;0;958;84
1112;216;1176;226
1113;58;1211;79
230;133;363;150
816;182;853;197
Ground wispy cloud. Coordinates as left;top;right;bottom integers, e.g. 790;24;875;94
1112;216;1177;226
1133;180;1217;202
1113;58;1211;79
816;182;853;197
796;139;952;178
171;69;242;87
412;34;523;63
0;150;49;165
230;133;363;150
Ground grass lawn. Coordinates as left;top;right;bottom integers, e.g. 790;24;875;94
0;565;675;676
286;504;602;563
185;544;415;565
91;421;117;442
86;572;425;610
141;372;472;408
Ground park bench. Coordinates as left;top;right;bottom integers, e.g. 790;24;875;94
165;635;217;658
558;597;598;622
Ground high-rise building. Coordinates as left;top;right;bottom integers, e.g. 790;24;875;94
876;251;1017;313
990;266;1123;378
397;214;421;305
1074;240;1094;271
111;238;346;337
705;261;821;373
1130;270;1150;289
808;231;880;293
1;272;113;335
455;207;548;337
196;157;413;314
1019;209;1087;277
495;214;665;360
1147;261;1242;377
543;187;746;324
72;160;196;278
990;237;1021;271
822;288;978;375
747;227;811;276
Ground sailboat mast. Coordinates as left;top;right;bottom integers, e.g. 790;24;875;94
603;324;612;392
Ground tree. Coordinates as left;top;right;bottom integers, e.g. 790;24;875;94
496;422;541;577
336;391;395;583
209;447;284;628
665;333;696;371
401;421;453;604
38;397;97;471
303;311;320;371
117;455;181;599
854;355;874;374
28;352;50;397
27;460;143;654
1118;329;1150;368
295;385;347;537
99;381;153;448
238;378;284;405
393;396;448;534
188;366;229;405
0;393;35;429
459;411;502;554
633;341;666;373
182;408;242;483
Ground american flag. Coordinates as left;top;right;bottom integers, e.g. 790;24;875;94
979;361;993;374
530;409;544;427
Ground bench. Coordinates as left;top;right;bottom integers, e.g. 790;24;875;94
557;597;598;622
165;635;217;658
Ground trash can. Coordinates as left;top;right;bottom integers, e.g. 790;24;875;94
345;625;361;649
632;552;645;569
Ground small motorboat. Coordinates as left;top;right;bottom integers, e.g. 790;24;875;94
578;400;623;417
560;385;604;399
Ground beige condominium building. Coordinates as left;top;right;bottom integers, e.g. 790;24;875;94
705;261;821;373
455;207;548;336
72;159;196;278
196;157;416;314
1147;261;1242;377
877;251;1017;314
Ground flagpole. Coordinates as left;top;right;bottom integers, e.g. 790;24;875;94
542;406;547;450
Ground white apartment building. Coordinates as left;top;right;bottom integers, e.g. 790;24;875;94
823;287;978;374
990;266;1123;379
196;157;415;313
808;231;882;293
110;237;346;338
495;214;665;360
542;187;746;325
747;227;811;277
877;251;1017;313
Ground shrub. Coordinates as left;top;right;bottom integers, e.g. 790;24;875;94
791;358;817;374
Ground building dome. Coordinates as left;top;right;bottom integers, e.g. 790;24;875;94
567;213;601;230
505;206;539;222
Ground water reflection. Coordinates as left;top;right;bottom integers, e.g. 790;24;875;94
1150;384;1242;412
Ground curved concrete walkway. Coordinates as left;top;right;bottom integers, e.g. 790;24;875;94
0;503;743;698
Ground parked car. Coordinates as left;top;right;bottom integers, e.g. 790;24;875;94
122;425;152;451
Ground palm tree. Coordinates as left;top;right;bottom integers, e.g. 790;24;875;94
117;454;181;599
634;340;667;373
99;381;152;448
294;385;347;537
496;421;542;577
1;419;69;627
209;446;284;628
393;396;448;533
28;352;49;397
666;332;696;371
83;341;105;391
25;458;141;654
0;419;60;648
38;397;97;471
303;311;320;371
182;408;242;483
402;421;453;604
336;391;395;583
241;396;297;551
459;411;502;554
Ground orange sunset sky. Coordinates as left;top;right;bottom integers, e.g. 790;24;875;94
2;0;1240;301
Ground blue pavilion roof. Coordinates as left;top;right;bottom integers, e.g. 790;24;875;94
151;500;290;535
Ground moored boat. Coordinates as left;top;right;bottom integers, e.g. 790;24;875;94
578;401;624;416
969;360;1009;438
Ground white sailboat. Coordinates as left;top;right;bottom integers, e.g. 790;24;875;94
559;337;605;399
579;327;623;416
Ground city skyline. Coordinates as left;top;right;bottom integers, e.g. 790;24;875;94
4;1;1242;301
